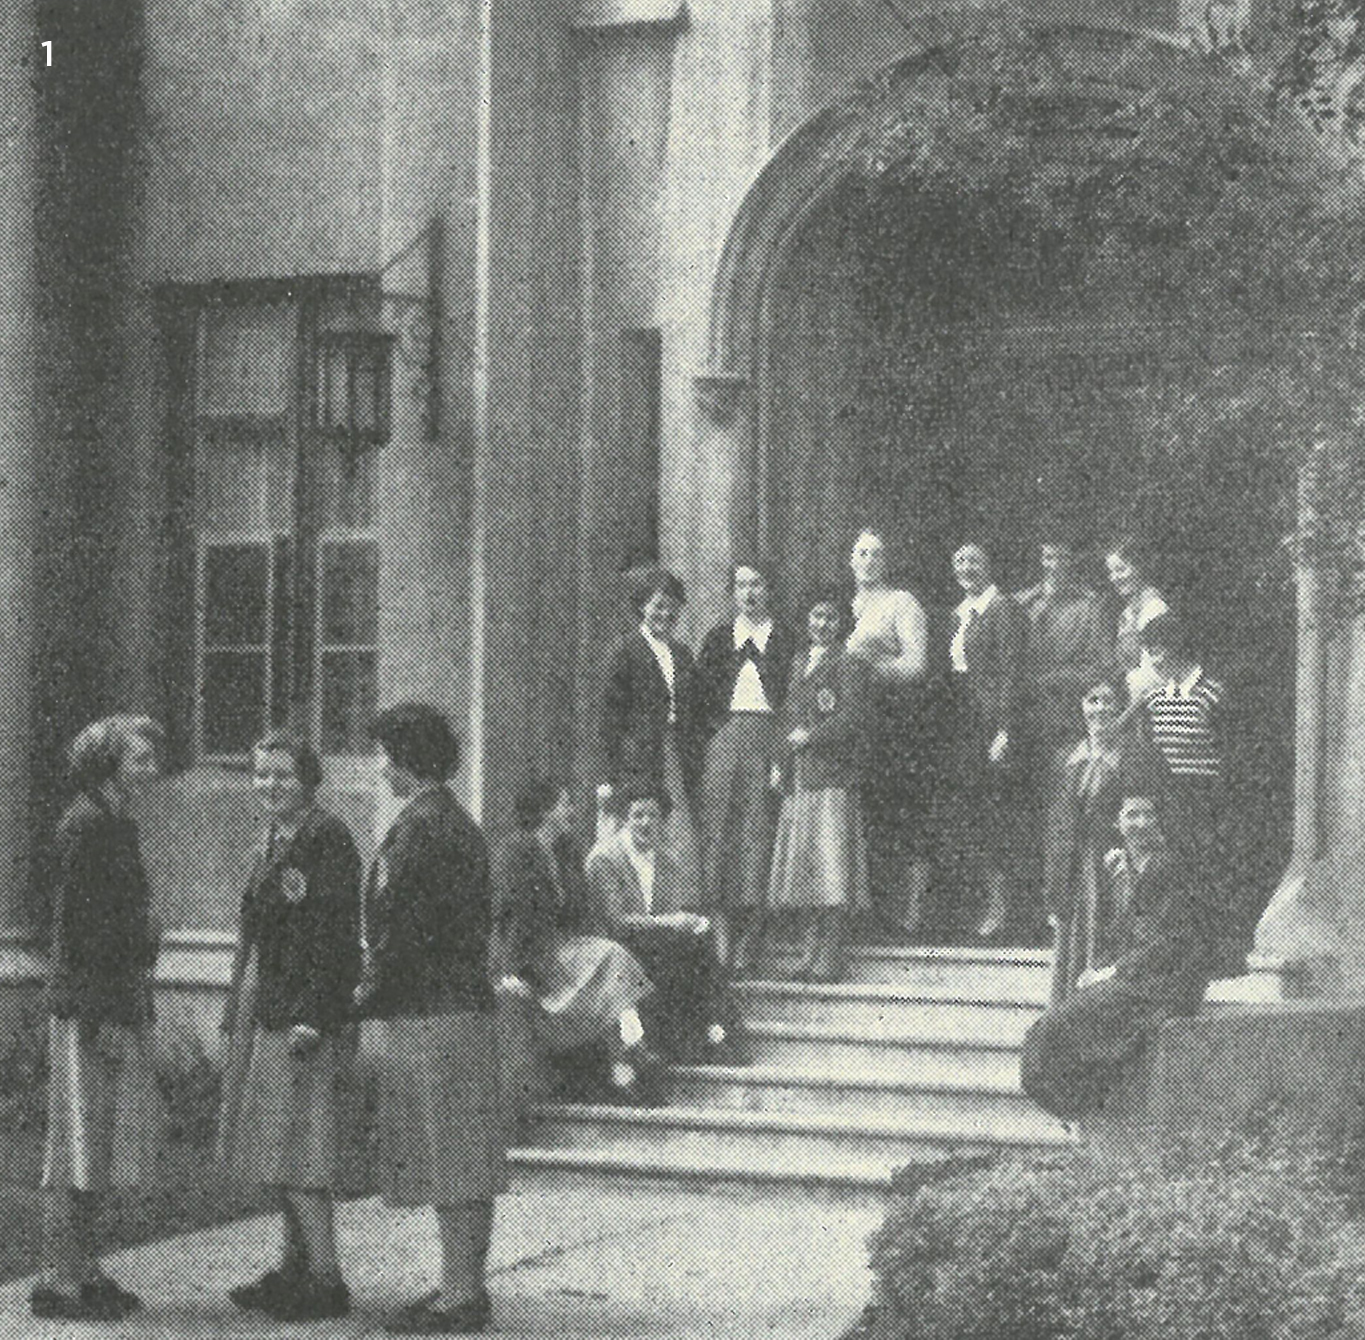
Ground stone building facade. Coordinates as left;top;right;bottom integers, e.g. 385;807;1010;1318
0;0;1361;1012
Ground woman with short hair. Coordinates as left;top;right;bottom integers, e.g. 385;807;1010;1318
218;730;362;1321
494;778;655;1103
694;560;797;972
355;703;505;1336
32;716;165;1322
767;591;872;982
844;528;931;936
1105;536;1170;702
599;565;703;893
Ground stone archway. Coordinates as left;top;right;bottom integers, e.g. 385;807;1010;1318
689;8;1365;953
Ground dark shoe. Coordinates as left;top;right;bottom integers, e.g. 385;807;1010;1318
262;1272;351;1321
385;1290;492;1334
30;1284;121;1322
229;1266;297;1312
86;1275;142;1315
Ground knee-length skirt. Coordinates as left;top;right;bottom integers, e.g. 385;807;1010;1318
218;1026;354;1190
699;714;780;912
43;1018;163;1192
767;788;871;911
374;1012;508;1207
531;935;652;1052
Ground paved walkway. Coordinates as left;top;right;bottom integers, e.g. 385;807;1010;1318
0;1179;880;1338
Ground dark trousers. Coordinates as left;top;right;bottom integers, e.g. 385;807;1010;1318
615;923;727;1059
1020;972;1203;1121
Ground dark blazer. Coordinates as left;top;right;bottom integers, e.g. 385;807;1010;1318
225;806;361;1035
1040;741;1127;924
584;837;689;929
957;591;1027;742
601;630;703;800
493;830;593;983
694;619;799;742
46;792;157;1028
1112;849;1218;1001
357;787;495;1019
777;645;872;793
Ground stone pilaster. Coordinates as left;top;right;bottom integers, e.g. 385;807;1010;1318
0;1;42;937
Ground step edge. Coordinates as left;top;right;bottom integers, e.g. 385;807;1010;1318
528;1101;1070;1145
665;1063;1023;1097
508;1146;897;1189
735;980;1048;1007
741;1020;1025;1051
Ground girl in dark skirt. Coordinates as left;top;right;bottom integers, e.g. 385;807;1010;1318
33;716;165;1322
356;703;506;1336
219;730;361;1321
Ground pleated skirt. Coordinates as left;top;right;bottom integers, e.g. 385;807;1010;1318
374;1012;508;1207
532;935;652;1052
767;788;871;911
43;1018;163;1192
218;1026;354;1190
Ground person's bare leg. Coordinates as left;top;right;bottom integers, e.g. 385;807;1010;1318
40;1188;83;1293
436;1201;493;1311
287;1189;339;1281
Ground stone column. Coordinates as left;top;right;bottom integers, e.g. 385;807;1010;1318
0;1;42;943
657;0;776;634
467;0;581;828
1255;450;1351;991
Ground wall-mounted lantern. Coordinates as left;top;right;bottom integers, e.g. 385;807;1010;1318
314;331;395;447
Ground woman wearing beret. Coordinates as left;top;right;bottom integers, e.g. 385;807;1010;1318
600;565;703;896
494;777;655;1103
768;592;872;982
33;716;165;1322
219;730;362;1321
355;703;505;1336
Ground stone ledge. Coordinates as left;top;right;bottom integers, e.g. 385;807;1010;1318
1080;1000;1365;1168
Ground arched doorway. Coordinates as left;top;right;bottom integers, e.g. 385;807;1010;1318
696;13;1365;942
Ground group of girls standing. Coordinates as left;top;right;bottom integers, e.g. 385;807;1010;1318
34;705;503;1335
593;525;1232;975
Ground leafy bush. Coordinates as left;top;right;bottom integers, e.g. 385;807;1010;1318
862;1118;1365;1340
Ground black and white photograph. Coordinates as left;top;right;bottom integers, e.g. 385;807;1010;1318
1;0;1364;1334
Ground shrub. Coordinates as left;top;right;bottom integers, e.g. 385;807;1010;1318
863;1119;1365;1340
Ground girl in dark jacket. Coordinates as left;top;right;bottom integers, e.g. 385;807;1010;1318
33;716;165;1322
767;592;872;981
219;730;361;1321
355;703;505;1336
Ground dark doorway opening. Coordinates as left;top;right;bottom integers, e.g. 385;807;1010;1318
765;177;1296;938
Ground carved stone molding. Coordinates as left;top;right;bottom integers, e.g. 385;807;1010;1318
692;371;748;425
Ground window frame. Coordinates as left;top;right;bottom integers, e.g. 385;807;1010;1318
160;277;384;768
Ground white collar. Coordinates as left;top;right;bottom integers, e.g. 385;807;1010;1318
639;624;670;653
956;584;998;620
733;615;773;651
1166;665;1204;696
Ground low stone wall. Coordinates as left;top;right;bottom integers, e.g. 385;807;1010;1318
1081;1001;1365;1167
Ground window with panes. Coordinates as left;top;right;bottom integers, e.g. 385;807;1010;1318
185;290;382;759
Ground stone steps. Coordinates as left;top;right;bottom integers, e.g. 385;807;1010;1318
741;1019;1023;1086
734;979;1042;1044
510;946;1285;1193
523;1099;1069;1183
662;1061;1041;1127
